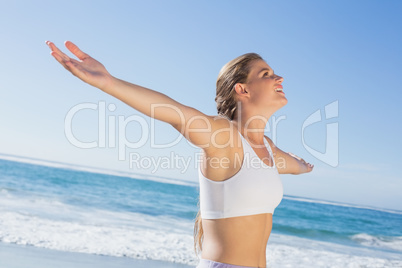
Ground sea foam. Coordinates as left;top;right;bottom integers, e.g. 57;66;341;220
1;192;401;267
351;233;402;252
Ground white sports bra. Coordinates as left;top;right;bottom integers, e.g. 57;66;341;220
198;131;283;219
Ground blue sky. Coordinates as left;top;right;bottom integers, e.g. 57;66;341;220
1;0;401;210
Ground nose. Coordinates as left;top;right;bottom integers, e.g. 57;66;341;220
275;75;284;84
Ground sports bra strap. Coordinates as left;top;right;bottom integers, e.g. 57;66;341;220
237;130;276;168
263;136;276;167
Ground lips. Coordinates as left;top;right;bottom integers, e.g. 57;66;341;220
274;85;284;94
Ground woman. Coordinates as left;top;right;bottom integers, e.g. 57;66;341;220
46;41;313;268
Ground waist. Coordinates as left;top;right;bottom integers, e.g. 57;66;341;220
201;214;272;267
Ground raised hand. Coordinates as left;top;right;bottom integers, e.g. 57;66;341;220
46;41;113;90
288;152;314;173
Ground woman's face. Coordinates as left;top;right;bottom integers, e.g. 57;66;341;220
243;59;287;111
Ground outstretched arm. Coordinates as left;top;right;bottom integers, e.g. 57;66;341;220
46;41;223;149
265;136;314;174
47;41;191;127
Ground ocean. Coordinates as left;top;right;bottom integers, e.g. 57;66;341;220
0;154;401;267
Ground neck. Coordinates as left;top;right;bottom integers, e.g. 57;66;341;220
232;108;274;144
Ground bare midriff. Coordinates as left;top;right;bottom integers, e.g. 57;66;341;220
201;213;273;268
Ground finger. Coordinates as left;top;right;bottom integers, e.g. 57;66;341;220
46;41;70;61
69;58;81;65
65;60;80;74
65;41;89;61
65;60;87;81
50;51;70;70
305;163;312;173
46;41;68;59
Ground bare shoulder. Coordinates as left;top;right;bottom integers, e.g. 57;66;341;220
205;115;240;152
179;108;232;131
175;108;237;150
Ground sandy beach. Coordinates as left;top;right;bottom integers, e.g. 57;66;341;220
0;242;193;268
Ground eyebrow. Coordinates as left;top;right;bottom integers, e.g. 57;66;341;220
259;68;273;75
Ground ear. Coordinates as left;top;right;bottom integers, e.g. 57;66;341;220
234;83;249;97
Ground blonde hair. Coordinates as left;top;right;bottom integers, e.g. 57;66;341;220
194;52;263;253
216;53;263;120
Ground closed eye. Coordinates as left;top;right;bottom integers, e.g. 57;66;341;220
259;68;274;77
263;71;273;77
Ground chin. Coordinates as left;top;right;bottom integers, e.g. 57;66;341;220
279;98;288;107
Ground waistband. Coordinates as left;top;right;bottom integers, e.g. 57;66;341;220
196;259;258;268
